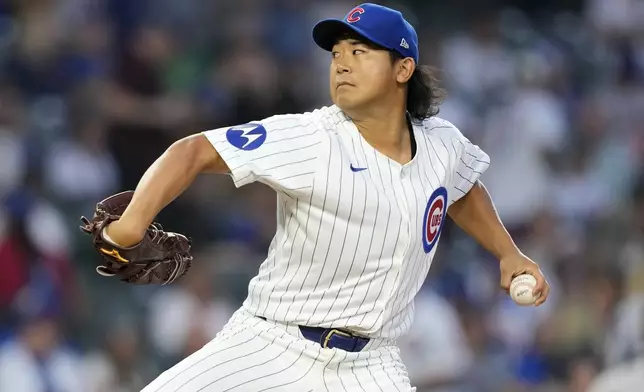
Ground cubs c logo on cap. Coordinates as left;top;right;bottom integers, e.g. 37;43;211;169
346;7;364;23
422;186;448;254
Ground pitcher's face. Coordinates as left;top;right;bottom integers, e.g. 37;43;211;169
329;38;398;112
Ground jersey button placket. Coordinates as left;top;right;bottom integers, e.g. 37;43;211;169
393;171;411;294
399;170;414;287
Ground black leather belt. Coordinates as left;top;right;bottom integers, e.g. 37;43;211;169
258;316;370;352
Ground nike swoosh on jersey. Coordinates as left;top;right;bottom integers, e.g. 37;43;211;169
350;164;367;172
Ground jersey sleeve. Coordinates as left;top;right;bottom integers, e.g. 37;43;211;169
201;112;321;192
443;121;490;206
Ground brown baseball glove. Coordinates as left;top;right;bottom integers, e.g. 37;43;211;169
79;191;193;284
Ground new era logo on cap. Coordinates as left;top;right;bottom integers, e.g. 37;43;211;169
312;3;419;63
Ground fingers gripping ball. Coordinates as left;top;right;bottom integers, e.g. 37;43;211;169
79;191;193;285
510;274;539;306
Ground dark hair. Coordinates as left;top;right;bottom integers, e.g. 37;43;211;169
332;30;447;121
389;52;446;121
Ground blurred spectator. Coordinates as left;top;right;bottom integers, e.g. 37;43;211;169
440;13;516;101
567;355;602;392
44;112;119;204
147;262;235;364
105;25;193;190
398;287;473;392
0;316;83;392
0;83;27;198
479;53;567;230
586;0;644;39
0;192;78;326
83;319;157;392
460;306;514;392
587;357;644;392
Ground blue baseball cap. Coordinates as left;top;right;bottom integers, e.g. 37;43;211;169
312;3;419;63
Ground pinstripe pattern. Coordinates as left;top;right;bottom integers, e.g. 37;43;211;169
202;106;489;340
144;309;415;392
146;107;486;391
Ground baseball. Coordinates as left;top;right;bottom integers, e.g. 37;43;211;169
510;274;538;306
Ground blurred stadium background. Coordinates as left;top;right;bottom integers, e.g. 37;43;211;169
0;0;643;391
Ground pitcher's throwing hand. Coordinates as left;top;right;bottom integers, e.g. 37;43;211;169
500;253;550;306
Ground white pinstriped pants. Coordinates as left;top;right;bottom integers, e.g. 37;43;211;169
142;308;416;392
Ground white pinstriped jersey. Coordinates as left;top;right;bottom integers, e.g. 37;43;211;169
203;105;490;339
